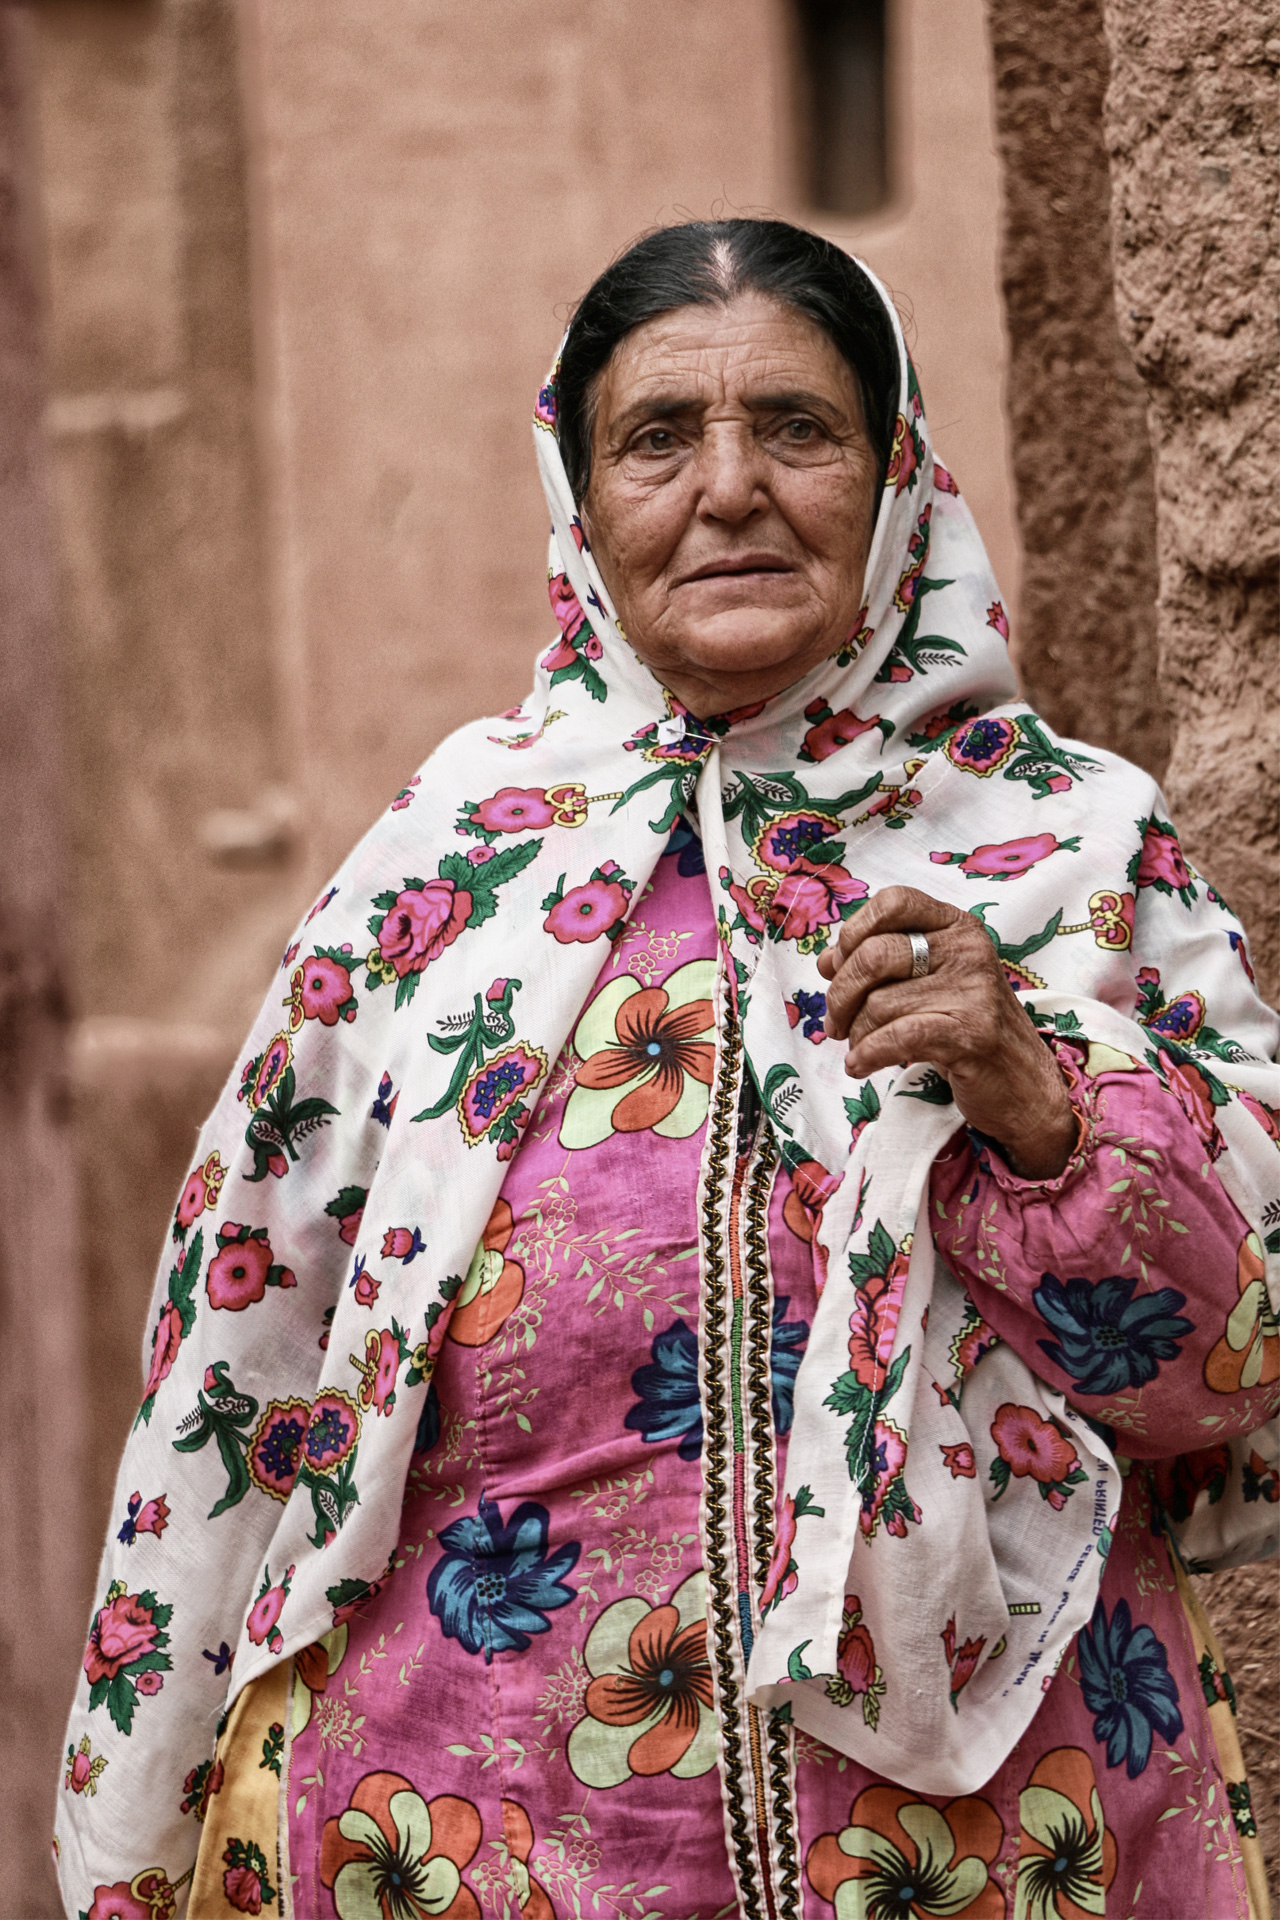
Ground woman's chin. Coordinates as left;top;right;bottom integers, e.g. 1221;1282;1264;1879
635;617;831;705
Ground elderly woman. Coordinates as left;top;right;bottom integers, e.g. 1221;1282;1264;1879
58;221;1278;1920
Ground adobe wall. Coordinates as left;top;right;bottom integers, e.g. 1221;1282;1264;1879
1105;2;1279;1892
0;15;84;1903
988;0;1279;1895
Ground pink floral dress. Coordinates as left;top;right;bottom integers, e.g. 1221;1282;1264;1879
185;831;1276;1920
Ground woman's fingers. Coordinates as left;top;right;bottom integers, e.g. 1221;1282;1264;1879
821;889;981;1041
843;1010;949;1079
816;884;961;982
821;929;926;1038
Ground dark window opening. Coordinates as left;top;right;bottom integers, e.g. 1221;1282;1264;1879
794;0;890;218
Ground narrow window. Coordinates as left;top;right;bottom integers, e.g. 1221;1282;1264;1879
794;0;890;218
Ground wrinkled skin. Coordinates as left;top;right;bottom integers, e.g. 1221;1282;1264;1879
585;296;1075;1180
817;886;1077;1178
582;292;878;718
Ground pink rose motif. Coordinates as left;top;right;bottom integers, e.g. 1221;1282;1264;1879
353;1268;381;1308
990;1403;1080;1495
801;704;883;762
1045;773;1071;793
1239;1090;1280;1145
67;1747;93;1793
545;878;631;944
539;635;578;673
1137;821;1191;892
135;1670;164;1696
207;1235;281;1313
470;787;556;834
934;831;1067;880
986;599;1009;641
723;869;767;936
378;879;472;977
337;1206;364;1246
885;662;912;683
1165;1056;1224;1158
142;1298;184;1402
836;1598;877;1694
86;1885;153;1920
223;1866;264;1916
486;978;511;1001
847;1253;909;1391
176;1168;209;1229
583;632;603;660
548;571;587;640
85;1593;160;1684
246;1565;294;1652
297;954;352;1026
769;861;868;942
467;844;496;865
761;1495;798;1611
940;1442;976;1479
266;1152;288;1179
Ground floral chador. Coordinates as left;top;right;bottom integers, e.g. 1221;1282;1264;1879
57;255;1280;1919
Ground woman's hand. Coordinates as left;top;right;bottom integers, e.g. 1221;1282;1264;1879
816;885;1078;1180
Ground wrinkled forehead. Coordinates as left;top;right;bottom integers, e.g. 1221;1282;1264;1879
588;292;869;440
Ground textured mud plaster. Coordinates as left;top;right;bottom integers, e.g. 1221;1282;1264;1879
1104;0;1279;1007
986;0;1170;779
0;15;86;1905
1103;0;1279;1900
990;0;1278;1898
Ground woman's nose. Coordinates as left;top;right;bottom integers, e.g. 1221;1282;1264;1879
693;423;768;523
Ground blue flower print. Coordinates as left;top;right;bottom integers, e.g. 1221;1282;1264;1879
787;988;828;1043
1033;1272;1193;1396
1077;1596;1183;1777
427;1491;579;1662
770;1302;809;1431
625;1301;809;1460
414;1379;442;1457
625;1320;701;1460
663;817;706;877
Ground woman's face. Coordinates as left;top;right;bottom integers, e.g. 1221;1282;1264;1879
581;292;881;717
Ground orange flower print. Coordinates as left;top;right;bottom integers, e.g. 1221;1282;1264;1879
319;1772;481;1919
806;1784;1004;1917
1016;1745;1117;1920
449;1198;525;1347
560;959;716;1149
567;1570;716;1787
476;1802;554;1920
1203;1230;1279;1395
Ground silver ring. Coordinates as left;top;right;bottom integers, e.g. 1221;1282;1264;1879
906;930;930;979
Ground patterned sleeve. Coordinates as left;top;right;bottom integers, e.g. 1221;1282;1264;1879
930;1043;1279;1459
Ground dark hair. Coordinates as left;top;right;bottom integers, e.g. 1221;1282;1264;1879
556;218;900;501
